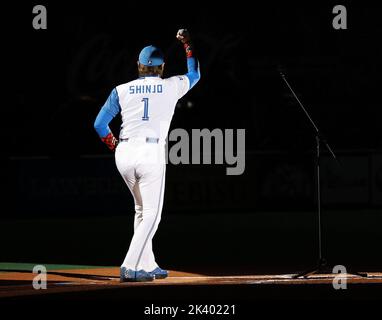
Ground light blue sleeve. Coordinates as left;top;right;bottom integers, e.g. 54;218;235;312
94;89;121;138
185;57;201;90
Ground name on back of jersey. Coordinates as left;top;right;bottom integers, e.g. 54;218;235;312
129;84;163;94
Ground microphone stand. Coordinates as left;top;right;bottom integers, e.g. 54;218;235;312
279;70;368;279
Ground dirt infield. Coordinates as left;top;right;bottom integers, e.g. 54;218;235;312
1;264;382;299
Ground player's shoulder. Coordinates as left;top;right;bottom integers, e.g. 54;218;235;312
164;75;189;86
115;79;140;94
165;75;188;82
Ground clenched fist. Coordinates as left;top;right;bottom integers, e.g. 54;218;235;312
176;29;191;44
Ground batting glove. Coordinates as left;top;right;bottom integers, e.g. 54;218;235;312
101;132;119;152
176;29;193;58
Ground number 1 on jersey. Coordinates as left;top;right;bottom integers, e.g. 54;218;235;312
142;98;149;121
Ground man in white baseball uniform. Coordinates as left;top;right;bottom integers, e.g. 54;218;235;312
94;29;200;282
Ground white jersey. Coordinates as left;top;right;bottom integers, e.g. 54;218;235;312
116;75;190;143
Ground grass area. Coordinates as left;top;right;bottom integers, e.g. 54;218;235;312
0;262;114;272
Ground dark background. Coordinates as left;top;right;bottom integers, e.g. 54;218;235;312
2;2;381;272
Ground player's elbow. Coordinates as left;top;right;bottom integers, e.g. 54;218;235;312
94;117;106;137
194;66;201;80
196;68;201;82
187;69;200;90
193;71;201;87
94;117;101;132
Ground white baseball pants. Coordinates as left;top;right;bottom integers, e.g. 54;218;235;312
115;137;166;272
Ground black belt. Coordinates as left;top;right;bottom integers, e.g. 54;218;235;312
120;137;159;144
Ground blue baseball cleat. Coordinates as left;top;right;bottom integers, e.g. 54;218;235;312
149;267;168;279
120;267;154;282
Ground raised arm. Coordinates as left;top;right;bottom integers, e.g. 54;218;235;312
94;88;120;151
176;29;200;89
